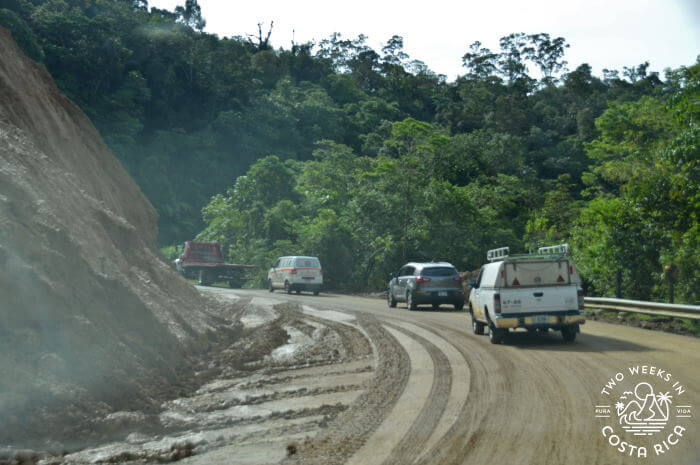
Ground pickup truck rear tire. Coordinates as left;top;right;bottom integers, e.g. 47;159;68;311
489;325;506;344
561;325;578;342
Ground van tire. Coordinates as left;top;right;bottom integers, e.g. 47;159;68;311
472;317;485;335
285;281;292;294
268;279;274;292
407;291;417;311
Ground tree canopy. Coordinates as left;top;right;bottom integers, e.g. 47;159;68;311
2;0;696;302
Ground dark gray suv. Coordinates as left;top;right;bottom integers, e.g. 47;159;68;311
387;262;465;311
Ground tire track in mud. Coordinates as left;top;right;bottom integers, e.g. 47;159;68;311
285;315;410;465
381;323;451;465
389;321;470;464
344;327;435;465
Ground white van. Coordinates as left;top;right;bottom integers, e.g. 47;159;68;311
468;244;585;344
268;256;322;295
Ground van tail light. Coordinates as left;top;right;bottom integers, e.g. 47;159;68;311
494;294;501;314
453;276;462;282
416;276;431;283
577;289;585;310
291;268;297;275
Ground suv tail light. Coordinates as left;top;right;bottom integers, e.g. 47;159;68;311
577;289;585;310
453;276;462;282
291;268;297;275
416;276;431;283
494;293;501;314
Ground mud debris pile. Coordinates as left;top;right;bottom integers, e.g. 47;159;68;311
0;27;223;448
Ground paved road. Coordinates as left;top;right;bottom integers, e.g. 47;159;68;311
226;288;700;465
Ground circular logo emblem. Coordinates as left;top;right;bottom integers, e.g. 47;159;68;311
595;365;693;458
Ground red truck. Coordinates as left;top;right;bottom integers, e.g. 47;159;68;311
175;241;256;287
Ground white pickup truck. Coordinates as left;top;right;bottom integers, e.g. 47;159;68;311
468;245;585;344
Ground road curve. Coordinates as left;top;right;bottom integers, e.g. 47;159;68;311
218;288;700;465
230;290;700;465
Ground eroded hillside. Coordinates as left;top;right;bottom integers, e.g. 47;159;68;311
0;26;224;448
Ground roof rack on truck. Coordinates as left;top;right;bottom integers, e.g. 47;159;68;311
486;244;571;262
487;247;509;262
537;243;570;255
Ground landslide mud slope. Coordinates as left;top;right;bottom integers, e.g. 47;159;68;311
0;27;223;448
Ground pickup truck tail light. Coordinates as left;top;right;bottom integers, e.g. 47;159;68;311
291;268;297;275
577;289;585;310
494;293;501;314
416;276;431;283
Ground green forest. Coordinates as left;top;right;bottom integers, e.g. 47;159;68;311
1;0;697;302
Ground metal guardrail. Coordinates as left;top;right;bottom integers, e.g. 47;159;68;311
584;297;700;321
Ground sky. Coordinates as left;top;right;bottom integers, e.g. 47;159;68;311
149;0;700;81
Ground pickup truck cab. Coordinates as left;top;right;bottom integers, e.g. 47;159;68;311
468;244;585;344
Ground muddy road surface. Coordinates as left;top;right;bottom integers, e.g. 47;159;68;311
39;287;700;465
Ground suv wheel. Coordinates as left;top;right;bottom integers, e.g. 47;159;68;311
387;290;397;308
407;291;417;311
489;325;506;344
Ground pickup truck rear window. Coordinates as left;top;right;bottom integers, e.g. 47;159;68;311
504;260;570;286
421;267;458;277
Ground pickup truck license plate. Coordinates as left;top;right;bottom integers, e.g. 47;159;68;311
438;291;448;297
533;315;548;324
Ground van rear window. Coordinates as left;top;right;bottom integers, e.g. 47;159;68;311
422;267;457;277
295;258;320;268
505;260;570;287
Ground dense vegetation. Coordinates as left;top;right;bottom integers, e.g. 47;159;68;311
2;0;697;302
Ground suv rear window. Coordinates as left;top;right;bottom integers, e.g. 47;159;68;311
421;267;457;277
295;258;320;268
